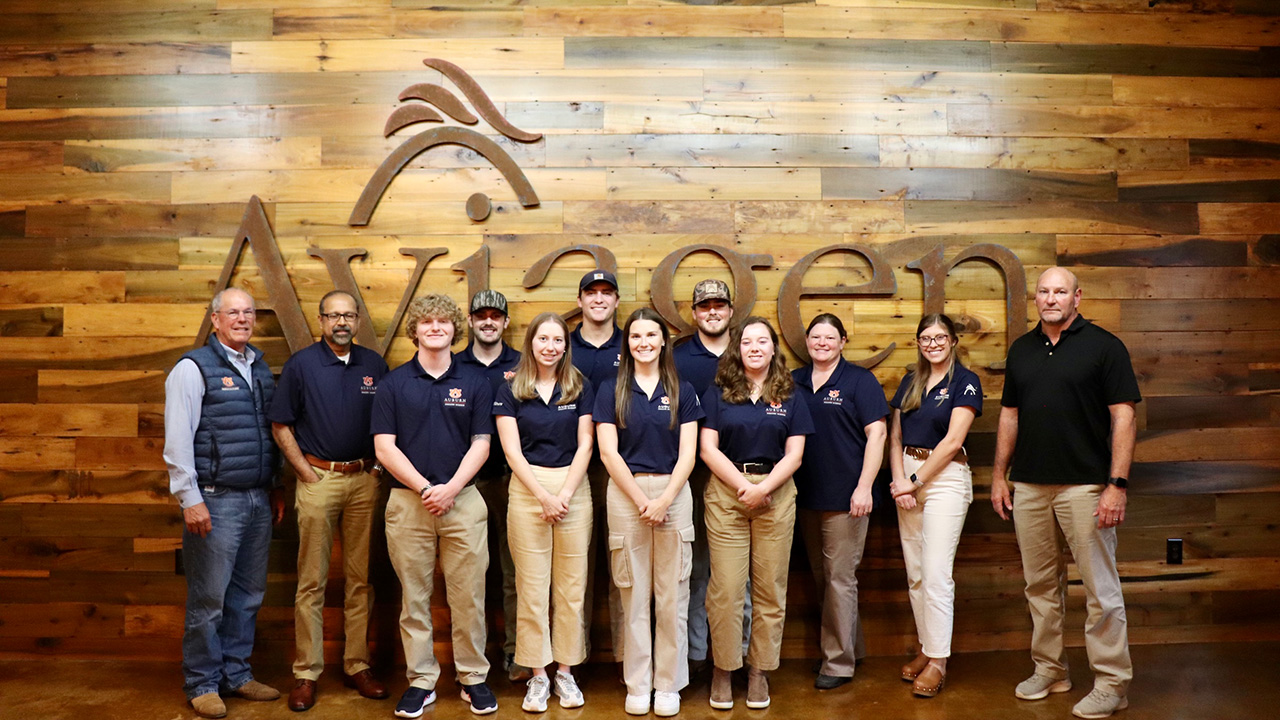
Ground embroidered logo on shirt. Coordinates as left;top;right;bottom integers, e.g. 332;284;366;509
658;395;671;412
221;376;236;389
444;387;467;408
823;389;843;406
766;401;787;417
964;383;977;396
503;370;516;380
363;376;374;387
360;375;377;395
558;403;577;412
613;353;621;367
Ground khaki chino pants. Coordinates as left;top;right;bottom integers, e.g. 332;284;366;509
1012;481;1133;695
508;465;592;669
385;485;490;690
799;508;868;677
705;473;796;672
293;467;380;680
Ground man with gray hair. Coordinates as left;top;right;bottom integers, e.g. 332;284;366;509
164;287;284;718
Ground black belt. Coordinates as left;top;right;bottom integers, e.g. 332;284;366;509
734;461;775;475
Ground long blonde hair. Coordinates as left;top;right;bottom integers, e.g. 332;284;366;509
509;312;584;405
615;308;680;430
714;317;794;405
899;313;959;413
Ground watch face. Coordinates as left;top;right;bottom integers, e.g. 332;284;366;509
1109;477;1128;488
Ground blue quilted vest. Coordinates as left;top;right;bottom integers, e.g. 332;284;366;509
181;337;277;488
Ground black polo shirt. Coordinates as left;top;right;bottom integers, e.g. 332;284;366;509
493;382;595;468
1001;316;1141;485
455;341;521;479
890;362;983;449
701;386;814;465
793;359;890;511
267;341;389;462
371;356;495;490
673;333;723;397
594;377;704;474
571;324;622;391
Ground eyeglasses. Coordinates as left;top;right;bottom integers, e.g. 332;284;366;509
917;334;950;347
219;309;256;319
321;312;359;322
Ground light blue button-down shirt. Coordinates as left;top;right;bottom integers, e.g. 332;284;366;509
163;343;258;509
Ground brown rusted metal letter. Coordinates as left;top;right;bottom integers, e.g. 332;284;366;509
777;243;897;368
522;244;619;323
451;245;491;305
423;58;543;143
306;247;376;348
650;244;773;337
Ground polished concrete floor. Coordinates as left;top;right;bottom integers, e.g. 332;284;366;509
1;643;1274;720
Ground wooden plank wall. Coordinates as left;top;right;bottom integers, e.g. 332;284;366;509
1;0;1279;664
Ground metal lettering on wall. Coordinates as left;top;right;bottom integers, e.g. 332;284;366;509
199;58;1027;370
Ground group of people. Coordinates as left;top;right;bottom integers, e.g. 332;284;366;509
165;266;1138;720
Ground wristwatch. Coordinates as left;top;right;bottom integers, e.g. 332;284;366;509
910;472;923;489
1106;476;1128;489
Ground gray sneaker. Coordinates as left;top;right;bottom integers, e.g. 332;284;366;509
1016;673;1073;700
552;672;584;709
1072;688;1129;719
522;675;550;713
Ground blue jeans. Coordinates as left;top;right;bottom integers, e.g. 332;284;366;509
182;485;273;699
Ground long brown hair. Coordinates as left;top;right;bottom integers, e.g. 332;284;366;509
615;308;681;430
510;312;584;405
714;316;794;405
899;313;959;413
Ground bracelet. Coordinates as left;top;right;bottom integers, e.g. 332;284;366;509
419;485;430;498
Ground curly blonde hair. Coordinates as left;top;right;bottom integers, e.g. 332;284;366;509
403;294;465;347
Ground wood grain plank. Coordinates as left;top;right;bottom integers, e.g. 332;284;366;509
0;438;76;471
1190;140;1280;169
544;134;879;168
272;201;563;236
1146;396;1280;430
1131;461;1280;495
1131;360;1249;398
607;168;822;201
733;200;905;234
0;404;138;438
0;238;176;271
0;142;63;172
1072;268;1280;299
25;203;260;239
905;200;1199;234
991;42;1278;77
1200;204;1280;234
0;11;273;44
38;370;167;404
0;602;123;638
8;73;422;109
65;138;322;172
0;105;396;141
1135;428;1280;462
321;135;543;169
1116;77;1280;109
229;38;564;73
1058;235;1249;267
526;7;783;36
563;201;734;234
1113;299;1280;331
392;9;526;38
1118;167;1280;203
949;105;1280;141
705;69;1111;104
880;135;1187;170
0;43;230;77
61;304;207;338
564;37;990;71
605;101;948;135
0;337;287;372
0;308;62;338
75;438;165;471
0;370;39;404
0;272;126;304
0;172;170;204
823;167;1116;201
0;470;170;504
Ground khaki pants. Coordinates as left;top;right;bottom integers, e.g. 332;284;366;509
607;475;694;696
476;472;518;657
705;473;796;672
897;454;971;659
799;508;868;677
293;467;380;680
508;465;592;669
385;485;490;689
1013;482;1132;695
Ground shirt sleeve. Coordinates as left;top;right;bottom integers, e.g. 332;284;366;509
787;394;815;436
493;382;517;417
854;370;890;425
593;379;618;425
677;381;705;424
266;355;302;425
577;383;595;418
163;359;205;509
700;387;722;430
470;378;495;436
1101;335;1143;405
954;369;984;416
370;373;399;436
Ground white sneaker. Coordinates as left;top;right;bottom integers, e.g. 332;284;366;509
553;672;584;709
1016;673;1073;700
522;675;550;713
1072;688;1129;719
625;693;650;715
654;691;680;717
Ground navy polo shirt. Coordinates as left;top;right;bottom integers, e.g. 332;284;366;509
701;386;814;465
594;377;704;475
890;363;983;449
267;341;389;461
371;356;495;490
571;324;622;391
455;341;521;479
493;382;595;468
793;360;890;511
1002;316;1141;486
673;333;723;397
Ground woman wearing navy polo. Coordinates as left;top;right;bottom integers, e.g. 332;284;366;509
493;313;594;713
595;307;703;718
700;317;813;711
792;313;889;690
889;313;982;698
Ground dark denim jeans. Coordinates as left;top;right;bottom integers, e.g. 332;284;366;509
181;485;273;699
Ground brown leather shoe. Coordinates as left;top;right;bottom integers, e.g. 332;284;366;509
190;692;227;718
289;679;316;711
344;669;389;699
913;663;946;698
901;652;930;682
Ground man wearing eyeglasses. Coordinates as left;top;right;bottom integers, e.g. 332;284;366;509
268;290;391;711
165;288;285;718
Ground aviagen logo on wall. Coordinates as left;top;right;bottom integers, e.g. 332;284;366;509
195;58;1028;370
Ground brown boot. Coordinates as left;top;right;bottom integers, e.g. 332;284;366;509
710;667;733;710
746;668;770;709
190;693;227;719
901;652;930;681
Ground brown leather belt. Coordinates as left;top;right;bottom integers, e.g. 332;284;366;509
904;446;967;463
304;454;375;475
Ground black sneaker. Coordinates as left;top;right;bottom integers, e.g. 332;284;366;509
394;687;435;718
461;682;498;715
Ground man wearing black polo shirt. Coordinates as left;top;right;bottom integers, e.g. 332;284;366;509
372;294;499;717
570;269;624;664
270;290;390;711
454;290;526;682
672;278;735;675
991;267;1139;720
